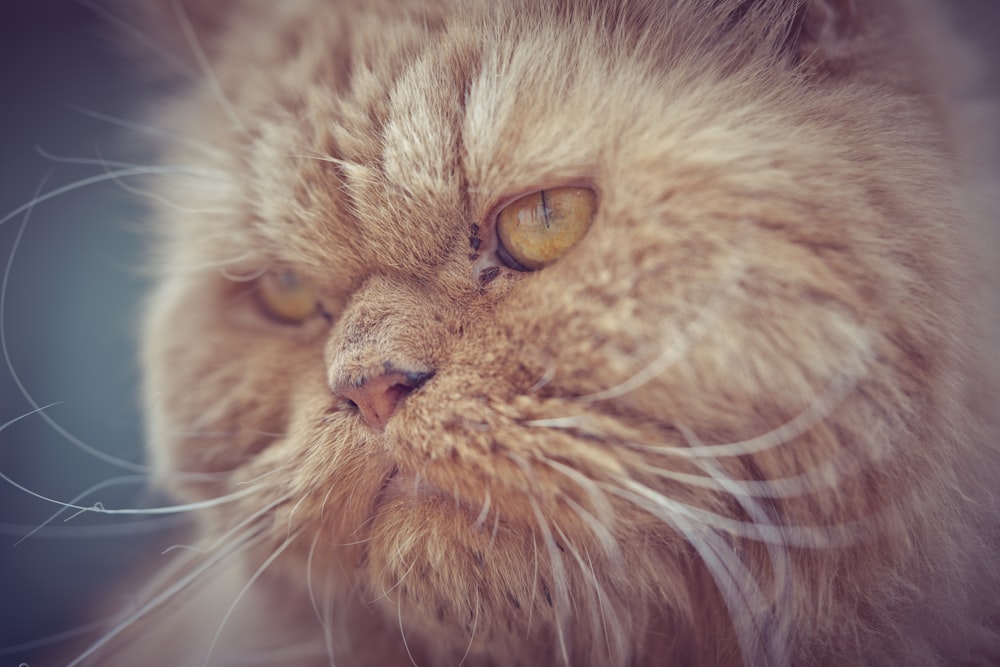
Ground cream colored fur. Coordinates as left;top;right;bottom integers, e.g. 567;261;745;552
68;0;1000;665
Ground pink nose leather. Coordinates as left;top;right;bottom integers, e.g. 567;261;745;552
337;372;427;431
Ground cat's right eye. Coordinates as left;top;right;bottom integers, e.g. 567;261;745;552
495;186;596;271
255;268;319;324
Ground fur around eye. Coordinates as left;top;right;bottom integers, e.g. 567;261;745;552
495;187;596;270
255;268;319;324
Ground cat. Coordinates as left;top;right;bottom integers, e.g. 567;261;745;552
32;0;1000;664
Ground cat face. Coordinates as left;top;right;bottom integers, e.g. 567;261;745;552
128;0;992;665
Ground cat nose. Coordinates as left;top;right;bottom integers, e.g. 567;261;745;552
335;370;432;431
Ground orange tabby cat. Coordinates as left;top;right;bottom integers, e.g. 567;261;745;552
66;0;999;664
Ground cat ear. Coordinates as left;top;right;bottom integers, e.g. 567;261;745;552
792;0;865;57
723;0;876;69
784;0;887;71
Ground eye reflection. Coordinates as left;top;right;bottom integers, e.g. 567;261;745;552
495;187;596;271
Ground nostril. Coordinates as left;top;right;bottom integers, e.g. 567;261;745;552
334;370;432;432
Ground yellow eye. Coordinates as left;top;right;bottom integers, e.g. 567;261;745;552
496;187;596;271
256;268;317;324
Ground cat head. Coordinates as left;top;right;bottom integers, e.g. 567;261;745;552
135;0;976;663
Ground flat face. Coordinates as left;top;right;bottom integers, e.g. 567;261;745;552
136;1;984;664
3;1;998;666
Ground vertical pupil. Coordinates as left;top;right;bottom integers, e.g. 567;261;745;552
540;190;551;228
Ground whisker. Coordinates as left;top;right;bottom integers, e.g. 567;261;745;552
67;526;270;667
35;145;153;170
530;346;870;464
538;459;622;568
170;0;246;131
306;532;338;667
605;478;870;549
14;473;150;546
74;0;198;79
612;478;774;665
397;588;419;667
554;525;624;666
66;103;228;158
0;618;111;657
0;178;150;473
219;641;329;666
632;458;845;500
0;468;271;517
153;253;265;279
527;531;539;634
529;498;572;666
578;250;746;403
685;521;773;667
682;427;793;664
488;504;501;551
203;529;305;667
643;369;866;461
456;586;480;667
372;544;417;604
92;145;237;214
95;532;266;664
0;515;187;539
1;165;230;227
472;487;492;531
584;546;626;666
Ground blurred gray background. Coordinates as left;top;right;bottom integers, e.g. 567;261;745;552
0;1;997;664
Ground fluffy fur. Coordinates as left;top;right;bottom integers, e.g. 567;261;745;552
67;0;1000;664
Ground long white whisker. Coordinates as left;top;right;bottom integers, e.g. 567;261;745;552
456;586;480;667
605;478;868;549
306;532;338;667
578;250;746;403
35;145;154;170
529;498;572;666
527;531;539;634
611;479;773;666
531;350;869;464
0;515;188;539
66;104;228;159
0;469;270;517
681;428;793;665
0;177;148;472
92;145;237;214
75;0;198;79
397;588;419;667
633;457;845;499
554;526;625;667
540;458;621;562
171;0;246;131
0;618;110;657
203;529;305;667
67;528;269;667
472;487;492;531
643;370;864;460
0;166;230;227
372;544;418;604
15;473;150;546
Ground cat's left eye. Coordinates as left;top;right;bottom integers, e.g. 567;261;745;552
256;269;318;324
495;186;596;271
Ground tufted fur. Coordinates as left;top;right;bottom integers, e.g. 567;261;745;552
70;0;999;665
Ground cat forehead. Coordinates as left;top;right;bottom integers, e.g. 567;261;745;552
232;6;628;267
179;0;814;273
